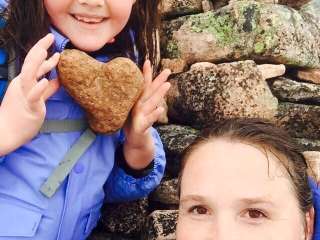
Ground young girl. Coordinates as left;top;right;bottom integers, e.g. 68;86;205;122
0;0;171;239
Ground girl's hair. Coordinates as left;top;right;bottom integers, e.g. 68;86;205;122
0;0;161;69
179;118;313;214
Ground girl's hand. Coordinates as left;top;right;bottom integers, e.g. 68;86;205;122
123;60;171;170
0;34;60;155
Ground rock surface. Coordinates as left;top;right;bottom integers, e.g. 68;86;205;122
163;1;320;67
296;138;320;151
100;198;148;236
157;125;199;176
151;178;179;205
58;49;144;134
270;77;320;103
160;0;203;17
142;210;178;240
304;151;320;181
166;60;278;128
277;102;320;139
296;68;320;85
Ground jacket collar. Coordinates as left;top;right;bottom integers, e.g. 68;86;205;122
50;26;70;53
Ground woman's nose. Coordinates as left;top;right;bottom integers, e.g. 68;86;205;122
212;218;239;240
77;0;104;7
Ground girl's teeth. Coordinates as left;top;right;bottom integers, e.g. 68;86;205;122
74;15;104;23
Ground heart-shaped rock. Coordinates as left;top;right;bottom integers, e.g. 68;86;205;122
57;49;144;134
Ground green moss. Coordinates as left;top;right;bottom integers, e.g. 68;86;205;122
254;42;265;54
189;11;237;46
187;2;264;48
166;40;180;58
237;1;278;54
183;1;283;59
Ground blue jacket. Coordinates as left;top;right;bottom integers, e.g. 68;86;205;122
310;179;320;240
0;3;166;240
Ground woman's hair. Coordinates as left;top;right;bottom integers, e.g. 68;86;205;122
0;0;161;69
179;118;313;214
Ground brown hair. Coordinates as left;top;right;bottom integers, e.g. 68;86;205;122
0;0;161;69
179;118;313;214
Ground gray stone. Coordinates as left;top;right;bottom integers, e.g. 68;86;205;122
209;0;312;11
304;151;320;181
270;77;320;104
160;0;203;18
163;1;320;67
166;60;278;128
142;210;178;240
151;178;179;205
296;68;320;85
156;125;199;176
279;0;311;8
300;0;320;21
161;58;188;74
100;198;148;236
202;0;214;12
212;0;230;10
161;17;190;59
88;232;134;240
277;102;320;139
295;138;320;151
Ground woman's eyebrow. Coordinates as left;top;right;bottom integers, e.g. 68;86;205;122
180;194;208;204
238;197;275;207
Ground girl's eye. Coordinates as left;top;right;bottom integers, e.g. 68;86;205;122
246;209;267;219
189;206;209;215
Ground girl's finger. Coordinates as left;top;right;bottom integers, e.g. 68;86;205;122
141;69;171;103
20;34;55;93
143;59;153;85
36;53;60;79
140;60;153;101
142;106;165;131
26;78;49;104
43;78;60;100
141;82;171;114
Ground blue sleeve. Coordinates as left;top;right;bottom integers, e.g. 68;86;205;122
0;48;6;64
0;0;7;11
104;127;166;203
309;178;320;240
0;156;4;164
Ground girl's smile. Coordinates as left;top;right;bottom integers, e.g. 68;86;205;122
72;14;107;24
44;0;136;52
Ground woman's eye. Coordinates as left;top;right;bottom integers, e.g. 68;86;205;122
189;206;209;215
246;209;267;219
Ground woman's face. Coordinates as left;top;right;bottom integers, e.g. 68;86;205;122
177;139;313;240
44;0;136;52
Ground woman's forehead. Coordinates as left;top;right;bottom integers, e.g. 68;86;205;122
181;139;295;202
184;139;289;176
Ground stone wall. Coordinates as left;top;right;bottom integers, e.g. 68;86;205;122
90;0;320;239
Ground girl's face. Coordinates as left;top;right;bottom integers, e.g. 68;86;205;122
177;139;313;240
44;0;136;52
